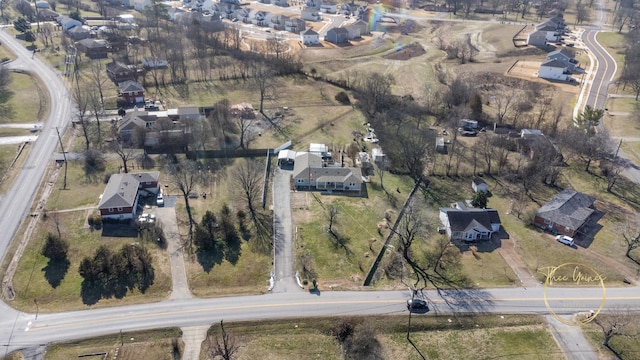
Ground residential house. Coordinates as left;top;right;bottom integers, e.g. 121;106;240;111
37;9;59;21
301;28;320;45
546;48;579;72
234;8;251;23
133;0;153;11
301;7;322;21
75;39;109;59
517;129;563;163
57;15;82;31
270;14;289;30
527;30;548;46
534;22;561;42
472;178;488;193
350;19;370;35
177;106;201;121
142;57;168;69
547;15;566;31
306;0;321;8
439;204;501;241
371;147;385;165
118;80;145;104
345;24;360;39
325;27;349;44
292;152;362;192
106;60;136;82
67;25;91;41
98;172;160;220
320;3;337;13
251;10;273;27
538;59;569;81
117;108;161;143
285;17;306;33
534;189;596;237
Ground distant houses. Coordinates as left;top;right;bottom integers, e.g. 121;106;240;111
301;29;320;45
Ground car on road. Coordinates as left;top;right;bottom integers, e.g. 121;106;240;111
407;299;429;312
566;43;575;47
157;191;164;207
555;235;575;247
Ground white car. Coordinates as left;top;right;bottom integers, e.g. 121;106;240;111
157;192;164;207
555;235;575;247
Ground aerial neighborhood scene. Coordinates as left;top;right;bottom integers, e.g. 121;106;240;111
1;0;640;357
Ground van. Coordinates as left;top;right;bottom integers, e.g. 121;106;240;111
555;235;575;247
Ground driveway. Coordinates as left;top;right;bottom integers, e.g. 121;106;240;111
272;167;300;292
148;197;192;300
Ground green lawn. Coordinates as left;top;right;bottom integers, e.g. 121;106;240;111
294;171;415;287
45;328;183;360
596;32;626;80
0;72;48;124
10;211;172;313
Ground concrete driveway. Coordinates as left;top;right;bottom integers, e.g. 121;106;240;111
147;196;192;300
272;167;300;292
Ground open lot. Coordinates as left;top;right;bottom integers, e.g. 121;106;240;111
0;71;48;124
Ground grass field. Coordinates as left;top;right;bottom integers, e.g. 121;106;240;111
6;315;561;360
44;328;183;360
0;72;48;124
583;314;640;360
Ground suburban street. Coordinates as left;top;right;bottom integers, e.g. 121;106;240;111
0;30;74;282
1;3;640;358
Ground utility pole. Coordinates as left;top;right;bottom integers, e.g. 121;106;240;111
615;138;623;158
55;127;67;190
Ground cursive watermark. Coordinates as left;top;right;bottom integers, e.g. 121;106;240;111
539;262;607;326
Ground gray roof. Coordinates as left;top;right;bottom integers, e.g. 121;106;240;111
302;28;318;36
541;59;567;68
441;208;501;232
314;167;362;184
98;174;140;209
76;38;107;48
472;177;486;185
536;190;595;230
328;27;349;35
178;106;200;116
118;80;144;93
292;152;324;180
548;48;575;59
98;172;160;209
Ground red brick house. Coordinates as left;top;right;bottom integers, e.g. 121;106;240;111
106;60;135;83
98;172;159;220
118;80;145;104
534;189;596;237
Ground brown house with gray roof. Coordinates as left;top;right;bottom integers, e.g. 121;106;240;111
534;189;596;237
292;152;362;192
98;172;160;220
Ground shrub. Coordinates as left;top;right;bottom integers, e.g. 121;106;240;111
41;233;69;260
335;91;350;105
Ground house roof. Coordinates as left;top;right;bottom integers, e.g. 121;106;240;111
118;80;144;93
68;25;90;34
98;172;159;210
536;23;557;31
548;48;575;59
314;167;362;184
106;60;132;74
441;208;501;232
302;28;318;36
178;106;200;117
292;152;324;179
472;177;486;186
541;59;567;68
328;27;349;35
529;30;546;37
76;38;108;48
536;190;595;230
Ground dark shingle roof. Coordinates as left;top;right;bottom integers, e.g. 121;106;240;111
442;208;500;232
536;190;595;230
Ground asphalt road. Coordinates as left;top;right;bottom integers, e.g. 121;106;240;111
1;286;638;354
272;167;299;292
0;31;74;272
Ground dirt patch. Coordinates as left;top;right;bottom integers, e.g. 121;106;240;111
383;43;426;60
507;60;581;95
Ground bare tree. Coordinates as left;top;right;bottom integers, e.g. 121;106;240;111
208;320;239;360
576;2;590;24
167;160;199;251
622;225;640;265
594;308;637;359
252;65;276;115
232;159;272;253
110;137;136;174
493;89;517;124
72;75;91;151
327;205;339;237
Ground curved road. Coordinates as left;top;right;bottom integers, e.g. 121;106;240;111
0;33;74;275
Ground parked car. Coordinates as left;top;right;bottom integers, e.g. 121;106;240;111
157;191;164;207
555;235;575;247
407;298;429;312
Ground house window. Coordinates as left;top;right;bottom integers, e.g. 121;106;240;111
565;227;570;232
544;218;552;225
109;208;114;212
297;179;303;183
118;207;123;211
